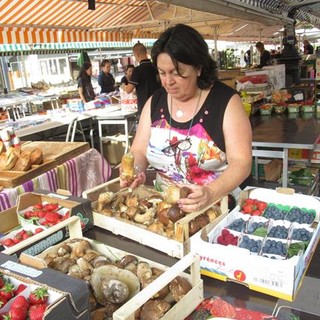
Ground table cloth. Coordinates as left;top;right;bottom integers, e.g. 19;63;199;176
0;148;111;211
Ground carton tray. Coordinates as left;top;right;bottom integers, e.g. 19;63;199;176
20;236;203;320
190;187;320;301
0;252;90;320
0;141;90;188
82;178;228;258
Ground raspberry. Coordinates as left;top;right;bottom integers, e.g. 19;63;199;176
221;229;230;237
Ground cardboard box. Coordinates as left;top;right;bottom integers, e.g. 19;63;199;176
17;191;93;233
33;189;94;232
0;202;82;257
190;187;320;301
0;252;90;320
20;237;203;320
82;178;228;258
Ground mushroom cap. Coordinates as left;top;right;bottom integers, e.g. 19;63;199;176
91;265;140;306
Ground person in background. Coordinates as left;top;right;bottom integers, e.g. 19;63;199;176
303;39;314;54
121;64;135;85
255;42;271;68
122;42;161;115
98;59;116;94
77;62;95;104
244;49;251;67
120;24;252;213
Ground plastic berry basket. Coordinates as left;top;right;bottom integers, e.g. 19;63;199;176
238;234;263;255
274;104;286;114
284;206;316;225
301;104;315;113
262;203;290;221
287;103;301;113
261;238;288;259
259;104;274;115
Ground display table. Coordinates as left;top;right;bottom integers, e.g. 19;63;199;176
0;148;111;211
251;113;320;187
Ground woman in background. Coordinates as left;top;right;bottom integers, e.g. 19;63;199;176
98;59;116;94
77;62;95;104
121;64;135;85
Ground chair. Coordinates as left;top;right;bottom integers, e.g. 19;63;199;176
65;116;87;142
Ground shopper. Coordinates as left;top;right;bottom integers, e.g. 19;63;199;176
255;42;271;68
77;62;95;104
120;24;252;213
121;64;135;85
98;59;116;94
303;39;314;54
122;42;161;115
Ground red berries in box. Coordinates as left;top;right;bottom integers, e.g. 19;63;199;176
240;198;267;216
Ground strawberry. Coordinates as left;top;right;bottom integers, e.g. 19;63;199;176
244;198;255;204
241;204;253;214
44;212;60;224
0;295;7;308
36;211;46;219
206;297;236;319
34;228;44;234
33;203;43;210
22;231;34;240
251;210;262;216
44;203;58;212
8;306;28;320
28;303;47;320
14;284;27;296
11;296;29;310
28;287;48;305
2;239;14;247
0;274;4;288
12;235;22;245
0;282;15;300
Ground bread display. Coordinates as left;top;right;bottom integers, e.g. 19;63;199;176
0;145;44;172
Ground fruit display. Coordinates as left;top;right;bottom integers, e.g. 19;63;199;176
240;198;267;216
19;202;70;227
1;227;44;248
38;238;193;320
211;197;317;259
0;272;58;320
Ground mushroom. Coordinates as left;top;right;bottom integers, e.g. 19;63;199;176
140;299;171;320
101;278;129;304
57;244;72;257
164;185;181;204
93;255;111;268
157;208;170;226
167;206;185;223
118;255;138;272
91;265;140;306
137;261;153;285
97;191;115;211
147;222;165;235
169;276;192;302
133;208;154;226
71;239;92;258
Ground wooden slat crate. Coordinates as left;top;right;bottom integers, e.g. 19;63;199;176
83;178;228;258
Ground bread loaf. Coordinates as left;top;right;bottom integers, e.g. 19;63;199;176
30;148;43;165
0;147;18;171
12;151;31;171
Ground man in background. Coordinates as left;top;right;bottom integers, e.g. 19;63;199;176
98;59;116;94
122;43;161;115
255;42;271;68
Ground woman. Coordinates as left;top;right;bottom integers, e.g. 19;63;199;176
77;62;95;104
98;59;116;94
121;64;135;85
121;24;252;213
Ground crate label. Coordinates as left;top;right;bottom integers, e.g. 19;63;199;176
1;260;42;277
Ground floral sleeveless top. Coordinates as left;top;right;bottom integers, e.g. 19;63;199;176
146;82;237;190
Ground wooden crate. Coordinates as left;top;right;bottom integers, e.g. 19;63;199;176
21;235;203;320
0;142;89;188
82;178;228;258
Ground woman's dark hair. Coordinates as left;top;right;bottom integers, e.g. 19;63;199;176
151;24;218;89
100;59;110;68
77;62;92;80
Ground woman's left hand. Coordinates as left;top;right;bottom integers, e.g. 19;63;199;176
176;183;215;213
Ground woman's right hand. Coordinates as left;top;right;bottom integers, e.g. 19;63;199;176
119;167;146;189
